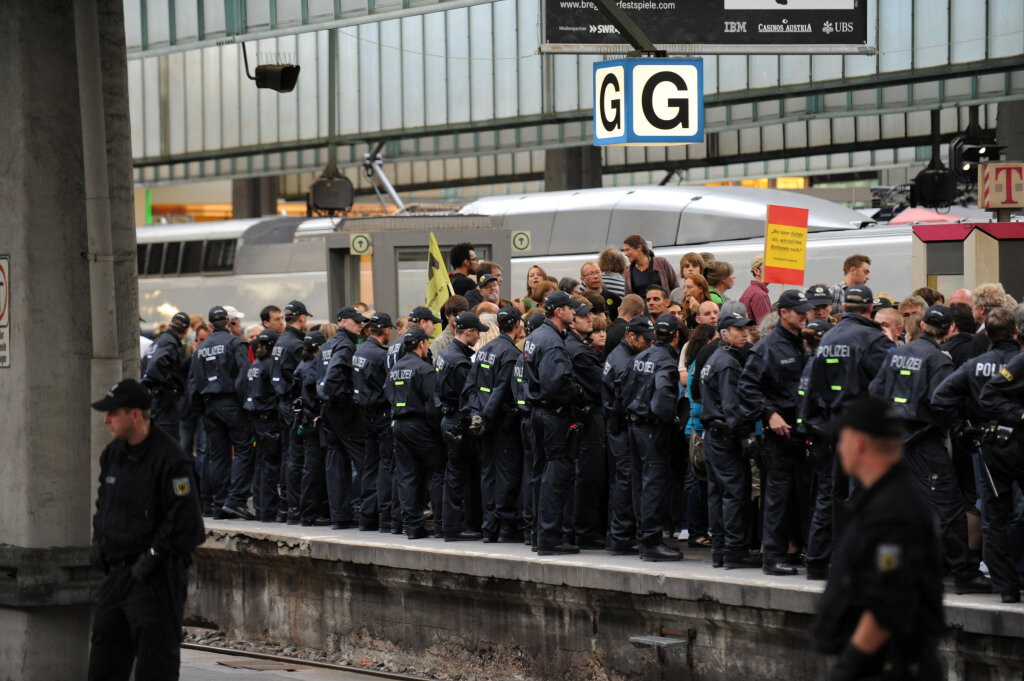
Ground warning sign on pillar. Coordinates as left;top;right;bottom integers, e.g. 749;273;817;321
980;162;1024;210
0;255;9;368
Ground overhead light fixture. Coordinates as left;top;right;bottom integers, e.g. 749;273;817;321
240;43;300;93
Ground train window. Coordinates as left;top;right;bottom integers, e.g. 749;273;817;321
147;243;164;276
203;240;236;272
180;241;203;274
162;242;181;275
137;245;147;276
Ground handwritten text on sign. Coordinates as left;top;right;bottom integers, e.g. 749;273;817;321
763;205;809;286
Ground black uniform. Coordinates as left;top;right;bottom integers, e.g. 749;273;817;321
797;354;833;574
565;329;607;547
813;461;944;680
523;319;579;550
512;352;537;540
187;326;253;513
463;333;523;540
141;329;186;438
89;424;205;681
602;341;641;551
239;354;281;519
353;336;395;530
387;351;444;537
738;323;810;567
319;328;365;525
437;339;478;537
295;353;328;524
272;325;306;520
941;331;976;368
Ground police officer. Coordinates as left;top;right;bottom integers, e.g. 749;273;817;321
701;311;759;569
88;379;205;681
437;311;488;541
524;290;580;555
738;290;813;576
869;304;990;595
187;306;253;519
624;314;685;561
296;331;330;526
353;312;395;531
387;327;445;539
275;300;310;524
934;308;1021;601
602;316;654;554
514;313;547;545
141;311;191;438
238;328;281;520
465;305;525;542
813;397;944;681
388;306;441;369
564;297;607;550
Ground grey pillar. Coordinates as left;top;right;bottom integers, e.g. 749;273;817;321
997;101;1024;163
544;146;603;192
0;1;137;677
232;177;280;218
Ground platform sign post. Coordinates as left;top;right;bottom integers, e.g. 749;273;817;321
979;162;1024;210
763;205;809;286
0;255;9;368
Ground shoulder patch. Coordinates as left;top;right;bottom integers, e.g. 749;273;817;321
876;543;902;572
1001;367;1015;382
172;477;191;497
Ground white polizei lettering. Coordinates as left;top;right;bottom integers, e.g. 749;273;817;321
353;356;367;369
889;355;922;371
975;362;1004;377
632;359;655;374
195;344;225;359
817;345;851;358
523;340;537;355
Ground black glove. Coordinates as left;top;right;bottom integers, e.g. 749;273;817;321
89;542;108;574
130;549;160;583
829;642;875;681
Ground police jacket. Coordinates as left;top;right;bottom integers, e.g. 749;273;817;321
141;329;185;396
809;313;893;414
315;330;344;384
624;342;680;425
92;424;205;565
700;343;749;431
352;336;390;410
523;319;578;407
978;351;1024;424
940;332;976;369
868;335;953;429
737;323;806;426
602;341;638;428
435;338;474;414
296;355;320;412
511;353;529;414
462;333;520;428
270;325;305;400
565;330;603;408
244;356;277;413
795;357;826;433
932;339;1020;421
386;352;439;421
388;330;433;370
319;328;360;403
813;460;944;656
187;326;251;403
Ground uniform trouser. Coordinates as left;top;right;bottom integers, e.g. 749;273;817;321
202;397;253;509
977;441;1024;593
393;418;444;535
905;433;977;581
520;413;538;537
359;408;392;527
534;408;575;549
568;413;606;544
606;426;636;549
88;561;188;681
804;437;834;570
630;421;674;548
685;432;708;538
249;416;283;520
477;428;502;538
150;395;181;443
299;425;327;521
285;421;304;516
704;428;751;560
493;417;524;534
323;404;364;523
761;431;812;563
442;415;476;535
179;413;208;505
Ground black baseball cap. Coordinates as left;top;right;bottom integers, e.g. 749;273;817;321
827;395;904;440
409;306;442;324
303;331;326;349
872;297;895;311
844;285;873;305
526;314;546;333
655;313;683;334
570;298;593;316
626;315;655;340
258;328;279;345
497;306;522;324
455;311;489;332
805;284;831;305
777;290;813;313
91;379;152;412
717;311;755;332
544;290;573;312
477;273;499;288
209;305;229;323
336;306;368;323
805;320;831;339
284;300;310;318
404;326;430;347
169;312;191;331
923;304;953;330
367;312;394;330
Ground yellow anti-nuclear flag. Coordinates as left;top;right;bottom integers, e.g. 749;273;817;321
425;232;452;338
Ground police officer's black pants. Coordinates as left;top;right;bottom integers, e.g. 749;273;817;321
150;395;181;444
323;405;362;523
88;562;188;681
477;429;502;538
393;418;444;536
250;417;283;521
493;419;524;535
285;422;305;517
804;437;834;571
606;426;636;550
362;410;393;528
299;427;327;522
761;432;811;564
978;442;1024;594
520;413;538;538
704;428;750;561
630;421;673;548
442;416;475;536
569;414;607;545
905;433;977;581
534;408;575;549
203;397;253;510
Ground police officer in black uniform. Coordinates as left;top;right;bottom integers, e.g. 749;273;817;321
187;305;253;519
524;290;580;555
701;311;760;569
738;290;813;575
387;306;441;369
869;304;990;595
934;308;1021;601
353;312;395;531
514;313;547;545
437;311;488;541
296;331;330;526
387;327;445;539
141;311;191;438
813;397;944;681
465;305;525;542
237;328;280;521
602;316;654;554
89;379;205;681
624;313;686;561
274;300;310;523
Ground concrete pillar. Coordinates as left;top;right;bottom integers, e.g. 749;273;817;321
964;229;999;291
232;177;279;217
544;146;603;192
0;0;137;676
997;101;1024;163
911;235;928;291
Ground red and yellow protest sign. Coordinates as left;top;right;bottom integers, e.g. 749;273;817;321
763;204;810;286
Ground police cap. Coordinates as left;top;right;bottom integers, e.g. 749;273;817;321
91;379;152;412
169;312;191;332
845;285;874;304
655;313;683;335
337;306;368;323
209;305;229;323
805;284;832;305
455;311;489;332
258;328;279;346
805;319;831;339
477;273;499;288
404;326;430;348
626;315;655;340
570;298;593;316
526;314;546;333
367;312;394;330
828;395;904;440
284;300;310;318
717;311;755;332
303;331;326;349
409;306;442;324
543;290;573;312
777;289;813;313
872;296;895;311
497;305;522;324
923;304;953;330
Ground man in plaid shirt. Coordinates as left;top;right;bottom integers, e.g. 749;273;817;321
828;254;871;316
